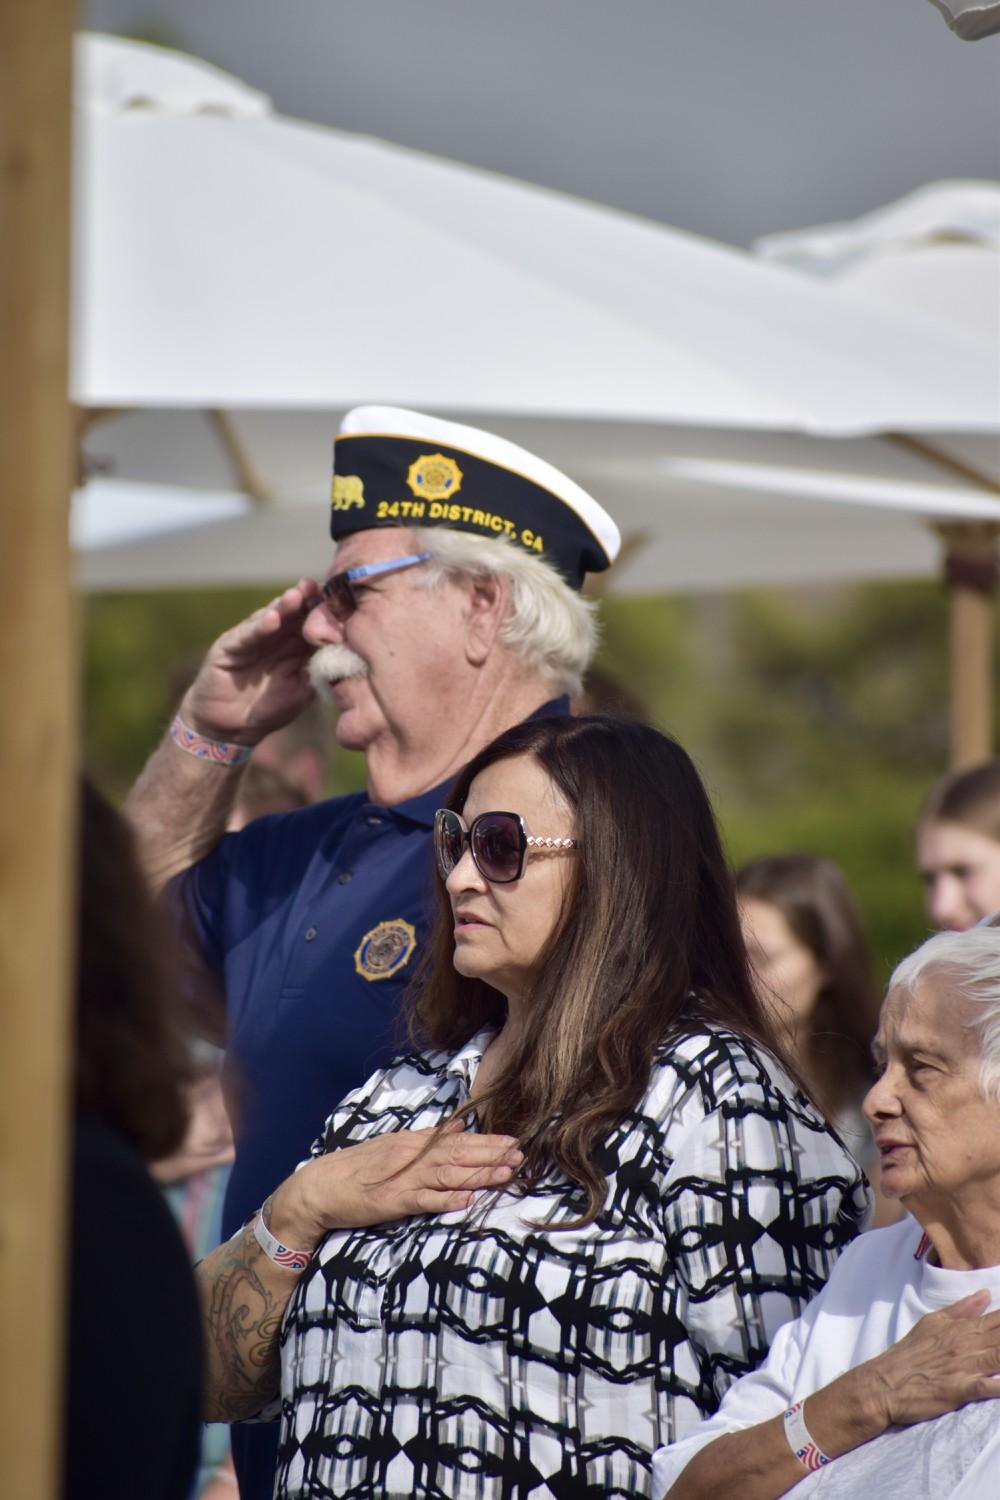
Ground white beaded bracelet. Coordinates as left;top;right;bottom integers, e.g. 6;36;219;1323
783;1401;831;1472
253;1204;313;1273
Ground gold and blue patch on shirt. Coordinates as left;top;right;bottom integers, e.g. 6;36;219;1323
353;917;417;981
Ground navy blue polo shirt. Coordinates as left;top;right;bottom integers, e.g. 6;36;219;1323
180;783;438;1241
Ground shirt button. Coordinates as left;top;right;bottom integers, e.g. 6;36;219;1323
337;871;353;885
304;926;317;942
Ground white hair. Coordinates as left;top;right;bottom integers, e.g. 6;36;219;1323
887;926;1000;1102
409;527;600;697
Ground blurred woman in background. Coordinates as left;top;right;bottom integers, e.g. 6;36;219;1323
736;853;897;1224
916;760;1000;932
67;778;201;1500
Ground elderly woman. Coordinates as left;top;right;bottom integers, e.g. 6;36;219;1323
196;717;869;1498
652;925;1000;1500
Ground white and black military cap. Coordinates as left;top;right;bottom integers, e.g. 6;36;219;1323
330;406;620;590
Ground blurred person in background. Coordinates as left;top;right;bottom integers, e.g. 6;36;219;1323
125;405;621;1500
243;691;332;804
653;926;1000;1500
571;660;649;719
66;778;201;1500
736;854;899;1225
152;1043;238;1499
916;761;1000;932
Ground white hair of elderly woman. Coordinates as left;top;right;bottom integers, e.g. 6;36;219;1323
888;926;1000;1103
411;526;600;697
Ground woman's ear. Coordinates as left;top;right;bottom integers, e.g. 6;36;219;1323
463;572;510;666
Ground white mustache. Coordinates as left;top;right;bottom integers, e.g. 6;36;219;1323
307;644;369;702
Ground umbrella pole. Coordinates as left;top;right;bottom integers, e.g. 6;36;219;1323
0;3;76;1497
938;522;999;770
208;408;273;504
883;437;999;771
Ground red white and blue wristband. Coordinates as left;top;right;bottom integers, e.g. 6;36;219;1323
783;1401;831;1473
170;714;253;768
253;1203;313;1273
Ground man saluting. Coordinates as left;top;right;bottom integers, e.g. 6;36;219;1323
125;405;620;1500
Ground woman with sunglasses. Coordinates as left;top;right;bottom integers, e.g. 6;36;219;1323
197;716;869;1499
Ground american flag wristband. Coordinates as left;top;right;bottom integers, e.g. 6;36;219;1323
783;1401;831;1473
253;1204;313;1273
170;714;253;768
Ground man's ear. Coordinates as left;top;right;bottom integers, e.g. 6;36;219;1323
463;571;510;666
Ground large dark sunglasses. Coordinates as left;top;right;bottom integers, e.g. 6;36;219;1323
317;551;432;622
434;808;578;885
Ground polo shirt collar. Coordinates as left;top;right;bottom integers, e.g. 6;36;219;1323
376;696;570;829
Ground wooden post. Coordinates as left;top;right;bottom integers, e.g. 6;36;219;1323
886;441;999;772
0;3;76;1497
938;522;999;770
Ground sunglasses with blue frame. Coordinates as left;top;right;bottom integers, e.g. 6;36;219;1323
315;550;432;621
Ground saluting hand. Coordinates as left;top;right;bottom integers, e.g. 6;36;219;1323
181;577;323;745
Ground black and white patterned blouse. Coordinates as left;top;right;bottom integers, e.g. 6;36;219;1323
273;1026;870;1499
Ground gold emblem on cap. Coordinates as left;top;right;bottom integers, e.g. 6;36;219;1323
331;474;366;512
406;453;463;502
354;918;417;982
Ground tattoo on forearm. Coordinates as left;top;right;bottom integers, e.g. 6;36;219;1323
198;1229;288;1422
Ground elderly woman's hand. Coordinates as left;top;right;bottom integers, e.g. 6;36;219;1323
859;1290;1000;1428
660;1290;1000;1500
266;1120;522;1252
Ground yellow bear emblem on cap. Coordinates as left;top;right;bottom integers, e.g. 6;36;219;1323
331;474;366;511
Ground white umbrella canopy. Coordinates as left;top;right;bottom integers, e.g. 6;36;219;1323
71;477;249;553
76;408;1000;594
74;39;999;759
74;38;1000;590
72;35;998;437
927;1;1000;40
755;179;1000;270
752;184;1000;766
756;180;1000;345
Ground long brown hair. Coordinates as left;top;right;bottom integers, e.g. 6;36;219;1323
409;715;791;1227
735;853;880;1118
75;777;191;1161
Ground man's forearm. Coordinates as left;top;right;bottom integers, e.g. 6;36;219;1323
196;1223;300;1423
124;735;245;892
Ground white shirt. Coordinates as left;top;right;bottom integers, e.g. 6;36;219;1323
271;1025;869;1499
652;1217;1000;1498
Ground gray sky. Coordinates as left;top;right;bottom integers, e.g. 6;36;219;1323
84;0;998;246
